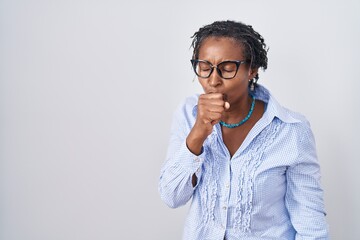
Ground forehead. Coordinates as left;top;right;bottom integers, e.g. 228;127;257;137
198;37;245;61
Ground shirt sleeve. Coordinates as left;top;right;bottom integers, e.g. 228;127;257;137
285;122;330;239
159;98;205;208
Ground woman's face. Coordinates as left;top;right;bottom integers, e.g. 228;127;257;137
197;37;256;105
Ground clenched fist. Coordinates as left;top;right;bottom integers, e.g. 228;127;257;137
186;93;230;155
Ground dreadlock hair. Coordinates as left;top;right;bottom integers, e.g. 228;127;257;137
191;20;268;86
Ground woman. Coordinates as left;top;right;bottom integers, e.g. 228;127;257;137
159;20;329;240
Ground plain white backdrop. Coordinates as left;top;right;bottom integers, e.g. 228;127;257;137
1;0;359;239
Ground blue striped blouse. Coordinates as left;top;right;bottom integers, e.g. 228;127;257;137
159;85;329;239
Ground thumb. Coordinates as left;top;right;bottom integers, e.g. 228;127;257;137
224;101;230;110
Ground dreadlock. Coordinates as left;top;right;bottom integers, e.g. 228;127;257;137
191;20;268;84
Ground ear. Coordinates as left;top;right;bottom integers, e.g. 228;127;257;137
248;68;259;80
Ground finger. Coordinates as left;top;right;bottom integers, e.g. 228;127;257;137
200;93;224;100
200;97;225;107
210;120;219;126
221;94;230;110
208;105;225;113
208;112;222;122
224;101;230;110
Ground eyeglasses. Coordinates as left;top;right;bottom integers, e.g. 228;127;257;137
190;59;249;79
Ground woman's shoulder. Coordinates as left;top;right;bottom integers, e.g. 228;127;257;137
256;85;310;125
281;106;310;125
263;92;310;128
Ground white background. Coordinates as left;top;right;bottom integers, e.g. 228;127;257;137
1;0;359;239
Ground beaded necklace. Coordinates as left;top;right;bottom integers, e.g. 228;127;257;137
219;95;256;129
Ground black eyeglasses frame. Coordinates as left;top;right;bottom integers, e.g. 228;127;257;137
190;59;249;79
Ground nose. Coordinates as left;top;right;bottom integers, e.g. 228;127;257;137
208;68;222;87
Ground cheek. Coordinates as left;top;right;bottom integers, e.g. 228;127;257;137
224;76;250;97
231;73;250;88
237;69;251;80
198;78;207;88
233;71;252;90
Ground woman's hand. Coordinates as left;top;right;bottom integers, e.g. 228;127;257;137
186;93;230;155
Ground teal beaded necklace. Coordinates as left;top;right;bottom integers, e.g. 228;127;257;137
219;95;256;128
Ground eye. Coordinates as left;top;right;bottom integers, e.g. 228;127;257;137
222;68;234;72
220;62;237;72
198;62;211;71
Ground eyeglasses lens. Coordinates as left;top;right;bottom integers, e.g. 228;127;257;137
195;61;237;79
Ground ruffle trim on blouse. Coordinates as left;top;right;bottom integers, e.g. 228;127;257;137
200;133;220;224
234;118;282;232
198;119;282;230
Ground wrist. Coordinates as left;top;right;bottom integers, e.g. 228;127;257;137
186;130;206;156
